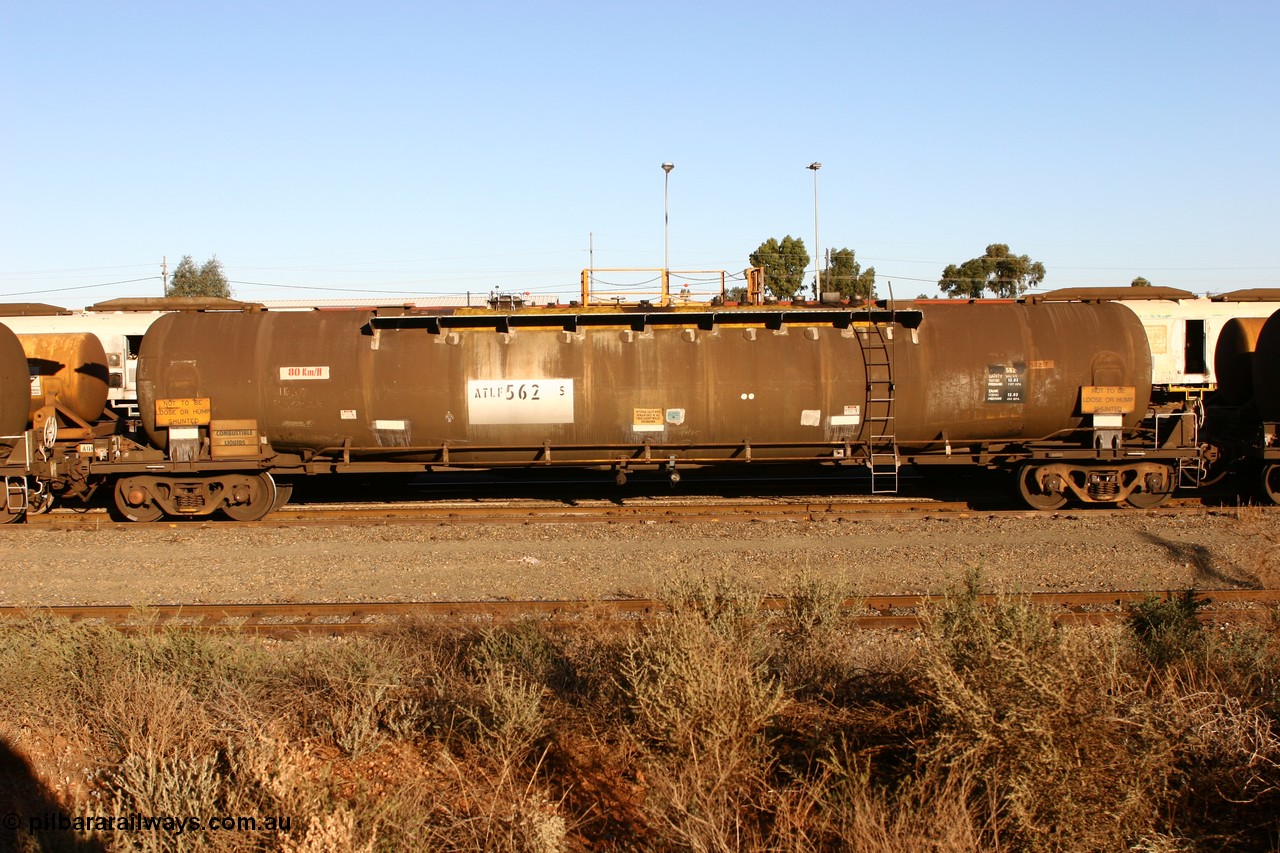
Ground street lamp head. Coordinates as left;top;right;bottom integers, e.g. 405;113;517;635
662;162;675;174
808;162;822;171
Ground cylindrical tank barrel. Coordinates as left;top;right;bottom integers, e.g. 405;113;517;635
895;301;1151;443
137;302;1152;460
1251;309;1280;422
0;323;29;445
20;333;109;423
1213;317;1269;405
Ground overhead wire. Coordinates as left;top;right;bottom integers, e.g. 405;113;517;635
0;277;161;297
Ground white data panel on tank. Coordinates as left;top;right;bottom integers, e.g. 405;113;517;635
467;379;574;425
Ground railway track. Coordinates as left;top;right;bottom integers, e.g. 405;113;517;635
20;493;1228;527
2;590;1276;635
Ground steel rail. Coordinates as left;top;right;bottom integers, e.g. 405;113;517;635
1;590;1275;635
20;495;1226;527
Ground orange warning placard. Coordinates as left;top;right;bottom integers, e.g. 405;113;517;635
155;397;211;426
1081;386;1136;414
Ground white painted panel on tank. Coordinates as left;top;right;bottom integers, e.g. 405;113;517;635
468;379;574;425
280;366;330;380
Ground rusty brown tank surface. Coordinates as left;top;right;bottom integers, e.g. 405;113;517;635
19;333;109;424
0;323;29;445
1214;317;1270;405
1250;309;1280;422
901;301;1150;443
136;301;1152;463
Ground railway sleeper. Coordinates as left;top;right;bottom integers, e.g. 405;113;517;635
1017;461;1175;510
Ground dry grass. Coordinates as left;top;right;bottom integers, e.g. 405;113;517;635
0;572;1278;851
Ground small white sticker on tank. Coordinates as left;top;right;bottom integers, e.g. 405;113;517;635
801;409;821;426
831;405;861;426
340;410;357;420
168;427;199;440
468;379;574;425
665;408;685;425
280;366;330;380
29;376;41;397
373;419;406;430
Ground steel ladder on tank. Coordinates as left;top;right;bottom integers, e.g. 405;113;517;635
860;301;899;494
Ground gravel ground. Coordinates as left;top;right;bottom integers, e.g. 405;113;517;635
0;509;1274;606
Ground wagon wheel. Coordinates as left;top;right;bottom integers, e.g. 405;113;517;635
1262;464;1280;506
270;482;294;513
1127;466;1175;509
221;473;278;522
1126;489;1172;509
113;478;165;523
1016;464;1068;511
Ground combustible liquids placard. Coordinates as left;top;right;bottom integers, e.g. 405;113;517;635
210;419;262;459
155;398;211;426
1081;386;1137;414
468;379;574;425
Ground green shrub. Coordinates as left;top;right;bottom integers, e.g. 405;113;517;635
1129;590;1208;668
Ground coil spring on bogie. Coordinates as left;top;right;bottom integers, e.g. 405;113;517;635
175;494;205;511
1088;480;1120;500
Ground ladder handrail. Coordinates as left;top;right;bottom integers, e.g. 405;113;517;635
860;281;899;493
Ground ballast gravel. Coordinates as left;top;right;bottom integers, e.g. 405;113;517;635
0;510;1274;606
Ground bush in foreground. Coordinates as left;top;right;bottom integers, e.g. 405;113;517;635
0;575;1277;851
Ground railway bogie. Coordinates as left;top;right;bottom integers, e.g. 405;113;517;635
112;471;278;522
1017;460;1177;509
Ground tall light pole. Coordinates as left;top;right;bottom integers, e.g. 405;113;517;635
662;162;675;280
808;162;822;302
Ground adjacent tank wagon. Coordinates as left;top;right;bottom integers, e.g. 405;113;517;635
0;324;29;447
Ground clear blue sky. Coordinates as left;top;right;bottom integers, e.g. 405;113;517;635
2;1;1276;306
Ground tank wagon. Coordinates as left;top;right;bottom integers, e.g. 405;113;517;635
1;329;115;521
1212;317;1271;406
1;324;28;523
1242;309;1280;503
21;333;110;425
99;299;1183;518
0;324;30;447
0;299;1211;521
